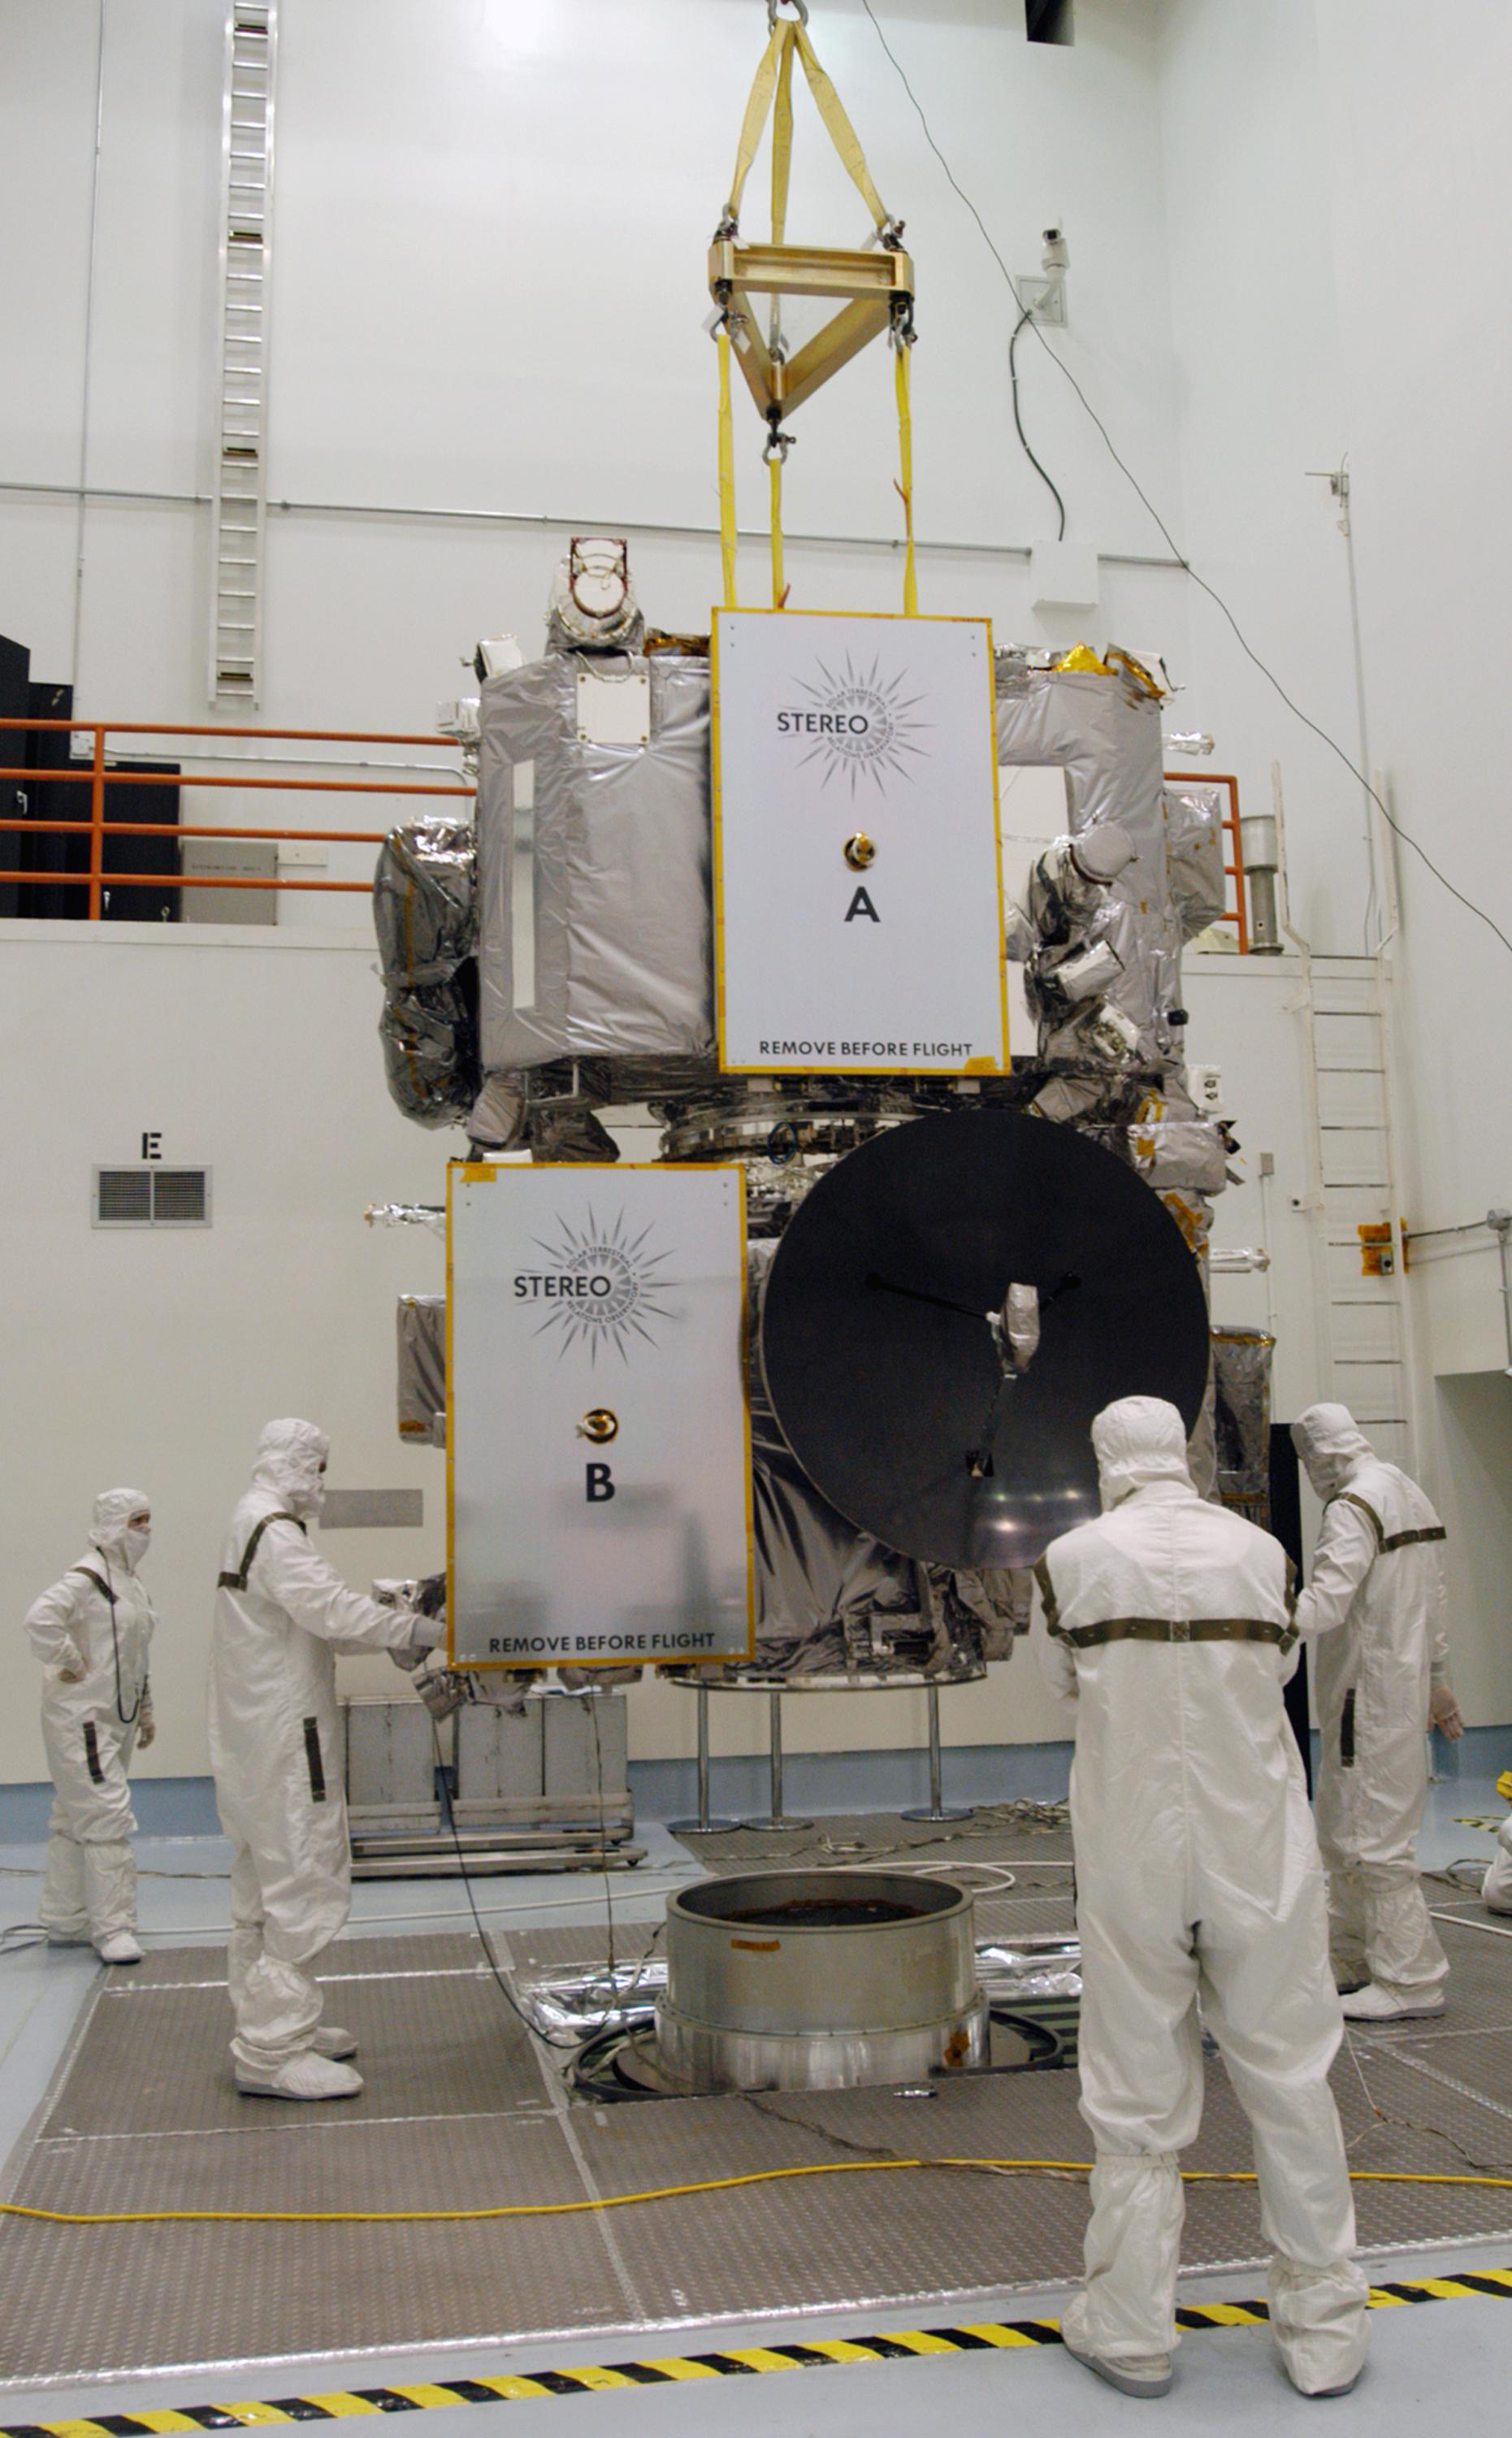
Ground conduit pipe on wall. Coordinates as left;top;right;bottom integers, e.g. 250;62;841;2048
0;477;1185;572
70;0;106;692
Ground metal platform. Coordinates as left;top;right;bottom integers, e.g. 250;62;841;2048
1;1872;1509;2391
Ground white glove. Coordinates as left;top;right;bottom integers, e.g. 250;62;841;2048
411;1659;475;1721
386;1607;445;1668
1430;1685;1465;1742
136;1694;156;1749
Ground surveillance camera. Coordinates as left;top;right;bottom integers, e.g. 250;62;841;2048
1043;227;1062;244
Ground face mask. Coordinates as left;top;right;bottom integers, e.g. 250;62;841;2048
120;1525;151;1568
286;1468;326;1520
1302;1446;1352;1499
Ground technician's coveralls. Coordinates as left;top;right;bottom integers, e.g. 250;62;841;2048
25;1490;157;1946
1484;1817;1512;1915
207;1421;437;2085
1038;1396;1367;2397
1291;1403;1454;2006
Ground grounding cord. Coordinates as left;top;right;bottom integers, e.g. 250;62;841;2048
427;1704;665;2055
1009;306;1067;540
428;1716;582;2050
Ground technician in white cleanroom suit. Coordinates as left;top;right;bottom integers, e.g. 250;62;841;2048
1038;1397;1366;2402
24;1490;158;1966
208;1420;442;2101
1290;1403;1460;2022
1484;1815;1512;1915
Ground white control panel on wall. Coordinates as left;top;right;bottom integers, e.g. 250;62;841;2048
447;1161;753;1669
711;609;1008;1076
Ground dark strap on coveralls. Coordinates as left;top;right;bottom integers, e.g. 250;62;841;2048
70;1566;115;1606
1049;1616;1299;1654
1034;1555;1297;1653
1328;1489;1446;1555
218;1511;306;1591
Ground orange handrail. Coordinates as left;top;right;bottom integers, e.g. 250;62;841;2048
1165;770;1247;953
0;716;472;918
0;870;372;894
0;718;465;744
0;769;468;796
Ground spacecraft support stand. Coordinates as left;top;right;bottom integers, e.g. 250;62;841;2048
667;1678;739;1837
741;1690;813;1833
901;1683;973;1824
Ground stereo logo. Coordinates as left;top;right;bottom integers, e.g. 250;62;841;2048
775;651;929;795
513;1207;678;1364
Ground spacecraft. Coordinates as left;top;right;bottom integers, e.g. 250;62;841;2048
361;0;1272;2088
375;576;1239;1690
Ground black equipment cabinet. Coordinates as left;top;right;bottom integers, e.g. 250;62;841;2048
100;760;180;923
0;633;29;918
22;677;81;919
0;635;180;922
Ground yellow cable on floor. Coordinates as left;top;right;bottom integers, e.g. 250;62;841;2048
6;2157;1512;2229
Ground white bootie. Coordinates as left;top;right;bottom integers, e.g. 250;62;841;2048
46;1929;92;1948
236;2050;364;2101
1064;2339;1174;2398
1287;2368;1363;2397
1341;1982;1445;2022
312;2024;358;2061
95;1932;143;1965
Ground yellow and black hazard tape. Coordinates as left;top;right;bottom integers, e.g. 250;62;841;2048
5;2266;1512;2432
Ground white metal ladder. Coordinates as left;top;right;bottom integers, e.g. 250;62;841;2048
207;2;277;705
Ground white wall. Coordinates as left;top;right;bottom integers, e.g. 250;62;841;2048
0;924;446;1786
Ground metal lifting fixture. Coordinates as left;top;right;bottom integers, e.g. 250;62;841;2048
711;0;916;612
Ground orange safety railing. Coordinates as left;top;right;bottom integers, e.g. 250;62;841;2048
0;722;1250;944
0;719;474;918
1165;769;1248;952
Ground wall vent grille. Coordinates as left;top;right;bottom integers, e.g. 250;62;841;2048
94;1169;212;1227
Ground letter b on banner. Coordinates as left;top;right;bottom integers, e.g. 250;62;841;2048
585;1463;616;1503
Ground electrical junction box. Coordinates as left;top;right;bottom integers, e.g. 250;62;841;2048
447;1160;753;1670
710;608;1007;1077
1029;540;1100;610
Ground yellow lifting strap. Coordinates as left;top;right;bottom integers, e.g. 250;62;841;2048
769;451;785;608
726;16;888;236
717;323;739;610
895;339;917;618
770;24;795;245
769;22;795;358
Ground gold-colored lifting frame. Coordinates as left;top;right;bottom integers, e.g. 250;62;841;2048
710;2;916;613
